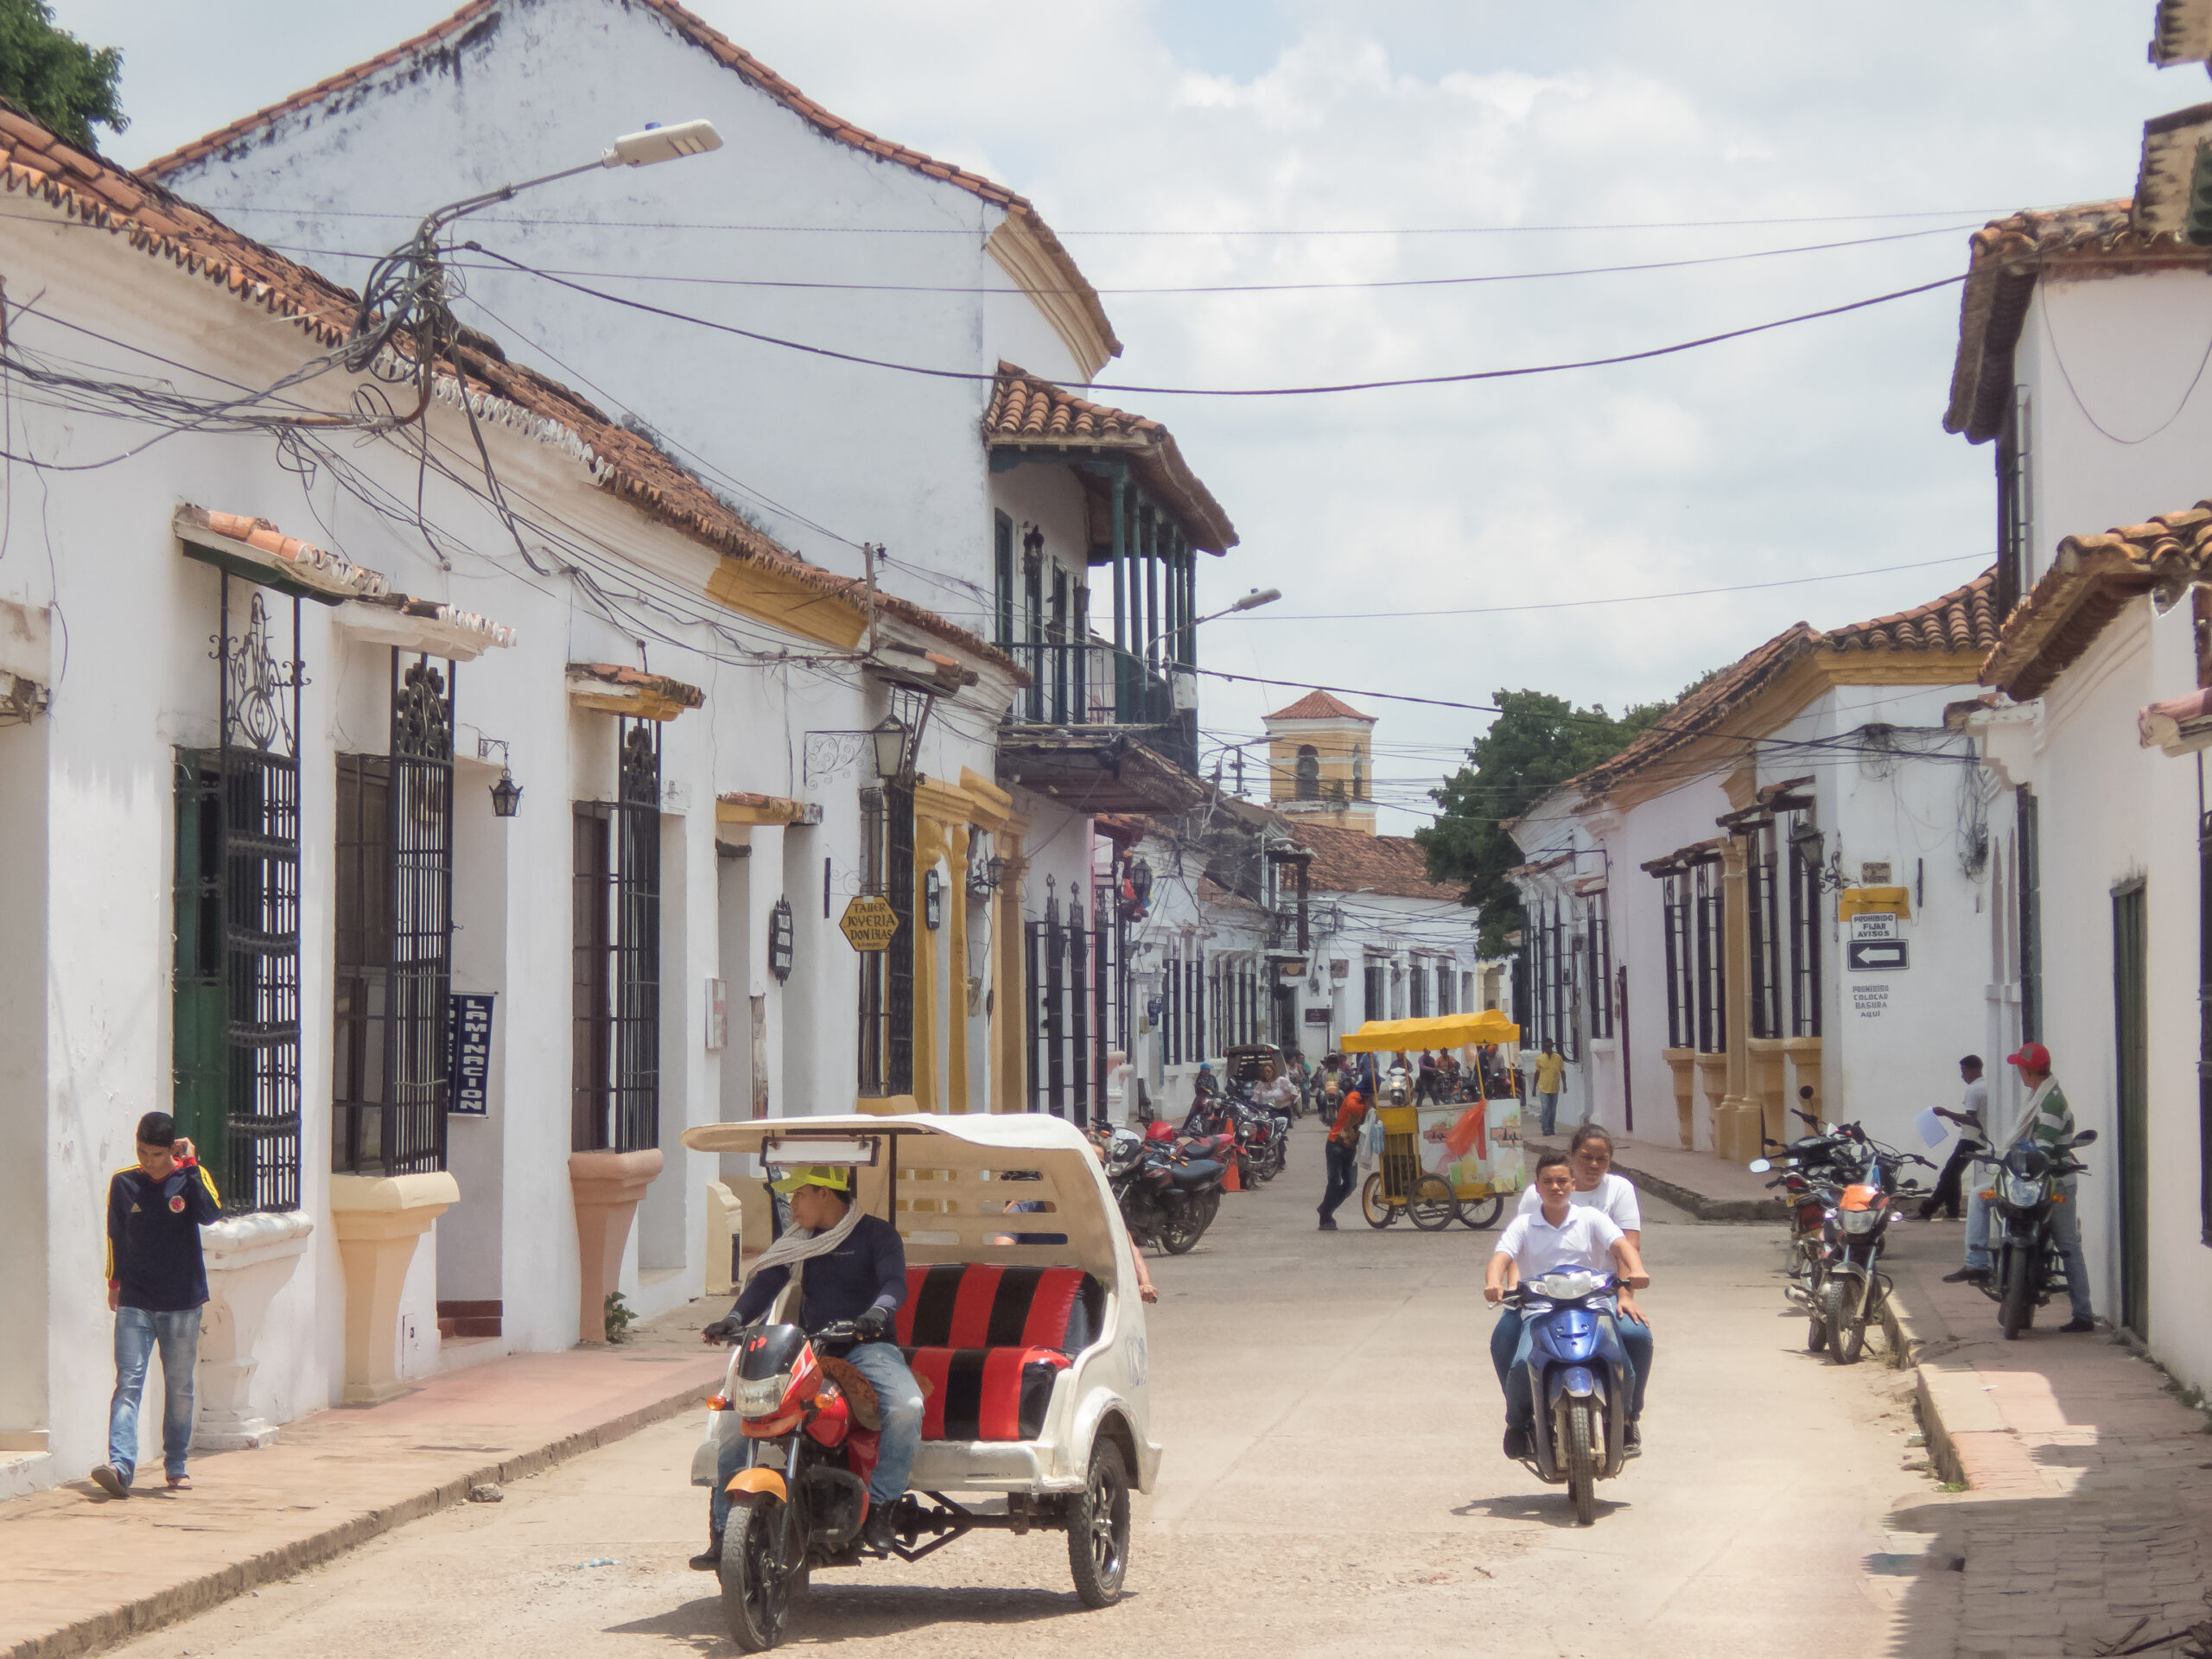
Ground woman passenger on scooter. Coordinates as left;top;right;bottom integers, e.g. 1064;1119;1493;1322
1495;1126;1655;1450
1484;1152;1650;1460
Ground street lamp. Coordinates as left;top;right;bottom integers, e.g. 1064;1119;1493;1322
478;736;522;817
1137;587;1281;662
871;715;910;780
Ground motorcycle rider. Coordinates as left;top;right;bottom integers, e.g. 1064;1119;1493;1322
696;1166;925;1566
1499;1126;1654;1450
1947;1042;2094;1332
1484;1152;1650;1460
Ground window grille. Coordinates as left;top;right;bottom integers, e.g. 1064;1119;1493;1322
171;577;304;1215
2018;786;2042;1044
572;720;662;1152
855;781;915;1096
1746;826;1782;1041
1694;861;1726;1053
1660;874;1691;1049
333;653;455;1177
1788;832;1823;1038
993;513;1015;646
1586;892;1615;1039
1410;961;1429;1020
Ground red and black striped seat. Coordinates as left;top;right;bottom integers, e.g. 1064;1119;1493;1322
893;1265;1103;1442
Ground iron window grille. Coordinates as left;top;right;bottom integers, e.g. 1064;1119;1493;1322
170;578;305;1216
1586;891;1615;1039
1745;826;1783;1042
333;652;456;1176
855;781;916;1096
2018;786;2042;1045
1694;861;1726;1054
572;719;662;1153
1788;830;1824;1038
1660;874;1691;1049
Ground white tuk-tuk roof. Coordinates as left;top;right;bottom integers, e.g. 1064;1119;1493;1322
681;1113;1127;1283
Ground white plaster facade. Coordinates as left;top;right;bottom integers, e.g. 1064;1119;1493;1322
0;143;1025;1491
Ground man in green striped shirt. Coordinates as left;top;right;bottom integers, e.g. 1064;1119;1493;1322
1949;1043;2094;1330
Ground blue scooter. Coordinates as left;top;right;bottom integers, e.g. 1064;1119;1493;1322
1503;1269;1636;1526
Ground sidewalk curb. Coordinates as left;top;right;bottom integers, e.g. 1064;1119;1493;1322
1878;1274;1968;1489
9;1375;712;1659
1609;1160;1788;1224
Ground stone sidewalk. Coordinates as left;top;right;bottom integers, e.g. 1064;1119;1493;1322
0;1304;728;1659
1525;1130;1787;1220
1878;1217;2212;1657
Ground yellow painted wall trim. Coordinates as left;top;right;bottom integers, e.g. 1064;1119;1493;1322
705;557;868;650
855;1094;917;1117
716;794;813;826
957;767;1014;816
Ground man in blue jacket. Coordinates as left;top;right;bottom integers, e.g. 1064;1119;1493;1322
93;1112;222;1497
696;1165;922;1564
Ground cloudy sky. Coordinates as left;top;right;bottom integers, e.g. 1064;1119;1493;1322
60;0;2194;829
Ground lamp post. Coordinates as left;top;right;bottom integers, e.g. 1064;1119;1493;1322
1137;587;1281;662
871;715;910;781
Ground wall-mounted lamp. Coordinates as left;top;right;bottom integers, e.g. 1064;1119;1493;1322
1787;818;1845;892
969;851;1007;897
1021;524;1045;579
871;715;910;781
479;736;523;818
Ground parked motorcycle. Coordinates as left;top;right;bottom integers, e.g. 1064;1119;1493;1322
1103;1127;1224;1255
1972;1129;2097;1338
1753;1120;1929;1364
1500;1269;1638;1526
1755;1112;1872;1352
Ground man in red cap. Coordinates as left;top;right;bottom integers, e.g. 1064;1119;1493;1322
1944;1042;2094;1331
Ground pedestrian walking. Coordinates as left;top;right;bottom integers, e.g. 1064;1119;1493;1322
1944;1042;2095;1332
1533;1040;1566;1137
1318;1088;1366;1230
92;1112;221;1498
1918;1055;1987;1221
1414;1050;1441;1104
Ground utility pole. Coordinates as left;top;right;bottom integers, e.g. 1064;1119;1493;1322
1233;747;1244;798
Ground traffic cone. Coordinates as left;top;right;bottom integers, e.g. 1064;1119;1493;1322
1222;1153;1242;1193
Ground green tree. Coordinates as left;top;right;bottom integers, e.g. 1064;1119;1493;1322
0;0;125;152
1417;689;1673;957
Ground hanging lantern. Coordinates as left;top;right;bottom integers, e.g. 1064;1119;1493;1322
490;766;523;818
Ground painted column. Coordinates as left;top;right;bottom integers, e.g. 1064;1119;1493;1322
945;823;972;1112
1662;1048;1697;1148
1718;838;1758;1163
993;840;1030;1112
911;815;947;1115
194;1211;314;1448
567;1150;662;1344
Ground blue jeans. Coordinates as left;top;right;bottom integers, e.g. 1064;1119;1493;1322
109;1305;201;1482
1492;1305;1652;1428
1964;1186;1993;1271
711;1340;925;1532
1538;1093;1560;1135
1319;1142;1358;1222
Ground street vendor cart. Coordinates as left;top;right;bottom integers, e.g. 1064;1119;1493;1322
1342;1011;1523;1231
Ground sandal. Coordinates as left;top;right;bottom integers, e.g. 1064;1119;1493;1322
165;1473;192;1491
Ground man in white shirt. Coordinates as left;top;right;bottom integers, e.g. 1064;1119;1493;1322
1921;1055;1987;1222
1484;1152;1650;1459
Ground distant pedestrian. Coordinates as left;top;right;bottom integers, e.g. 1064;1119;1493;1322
1414;1050;1441;1104
1318;1089;1367;1230
92;1112;221;1498
1534;1040;1566;1137
1919;1055;1987;1221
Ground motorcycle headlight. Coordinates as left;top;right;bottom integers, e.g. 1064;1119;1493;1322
730;1371;792;1416
2001;1172;2044;1209
1838;1207;1883;1235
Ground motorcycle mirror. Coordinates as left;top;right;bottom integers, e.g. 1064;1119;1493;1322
1747;1158;1773;1173
2070;1128;2098;1147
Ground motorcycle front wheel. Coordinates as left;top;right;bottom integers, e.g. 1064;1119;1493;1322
1159;1205;1205;1255
1820;1277;1864;1366
1561;1400;1599;1527
719;1497;795;1653
1999;1242;2035;1340
1359;1173;1398;1229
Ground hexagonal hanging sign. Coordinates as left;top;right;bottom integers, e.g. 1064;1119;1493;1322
839;893;900;952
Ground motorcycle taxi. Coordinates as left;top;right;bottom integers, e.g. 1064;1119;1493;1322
677;1111;1160;1652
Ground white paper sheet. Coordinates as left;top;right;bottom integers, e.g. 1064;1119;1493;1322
1915;1105;1947;1149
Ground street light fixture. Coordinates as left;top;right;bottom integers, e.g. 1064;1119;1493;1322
871;715;910;780
1138;587;1281;662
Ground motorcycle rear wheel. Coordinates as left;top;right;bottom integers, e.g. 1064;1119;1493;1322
1806;1311;1827;1353
1999;1243;2035;1340
1359;1173;1397;1229
1408;1175;1459;1231
719;1497;795;1653
1561;1400;1599;1527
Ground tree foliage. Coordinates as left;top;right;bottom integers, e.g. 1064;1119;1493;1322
0;0;125;153
1417;689;1675;957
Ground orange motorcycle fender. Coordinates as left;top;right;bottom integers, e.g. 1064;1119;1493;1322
724;1468;789;1503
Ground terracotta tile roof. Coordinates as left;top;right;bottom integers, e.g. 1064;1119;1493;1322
1294;821;1461;903
983;364;1238;554
138;0;1116;366
1264;690;1375;723
2152;0;2212;67
1819;569;2000;655
1982;508;2212;701
0;99;1015;678
1944;199;2212;442
1568;569;1999;799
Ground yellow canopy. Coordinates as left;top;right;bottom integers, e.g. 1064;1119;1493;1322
1339;1010;1520;1052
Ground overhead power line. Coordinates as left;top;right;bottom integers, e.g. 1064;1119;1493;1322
469;246;1967;398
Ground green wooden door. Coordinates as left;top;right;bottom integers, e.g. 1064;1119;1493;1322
2112;881;2150;1340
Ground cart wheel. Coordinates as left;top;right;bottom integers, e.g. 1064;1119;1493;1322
1456;1193;1504;1230
1408;1175;1458;1231
1359;1173;1398;1229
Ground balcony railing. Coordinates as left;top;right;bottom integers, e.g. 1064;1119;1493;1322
1003;638;1176;730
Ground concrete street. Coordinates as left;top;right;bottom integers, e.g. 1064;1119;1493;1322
104;1131;1938;1659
